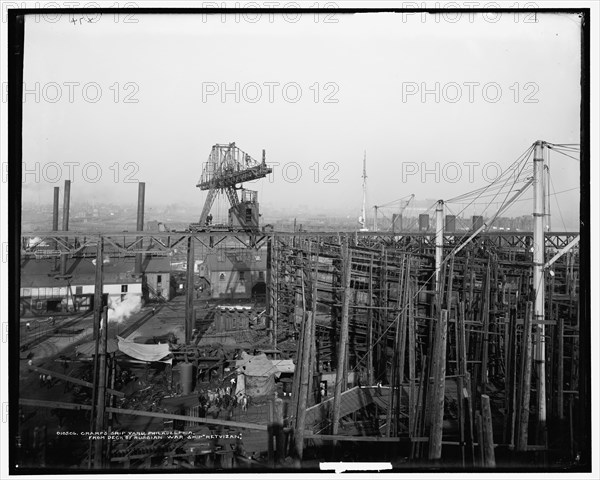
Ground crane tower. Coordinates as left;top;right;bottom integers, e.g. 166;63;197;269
195;143;272;231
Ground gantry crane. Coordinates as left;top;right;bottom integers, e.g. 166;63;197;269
194;143;272;231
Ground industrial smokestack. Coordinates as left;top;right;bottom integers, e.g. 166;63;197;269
135;182;145;275
52;187;59;231
472;215;484;231
60;180;71;275
136;182;145;232
53;187;60;271
62;180;71;232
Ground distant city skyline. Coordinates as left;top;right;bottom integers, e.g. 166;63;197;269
19;11;582;231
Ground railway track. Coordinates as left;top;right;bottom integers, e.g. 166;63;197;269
20;310;93;352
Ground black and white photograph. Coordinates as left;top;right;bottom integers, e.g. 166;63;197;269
1;2;596;478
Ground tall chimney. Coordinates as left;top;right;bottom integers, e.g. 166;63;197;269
60;180;71;275
135;182;145;274
53;187;60;270
52;187;60;231
62;180;71;231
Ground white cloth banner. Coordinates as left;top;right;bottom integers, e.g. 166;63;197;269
117;336;171;363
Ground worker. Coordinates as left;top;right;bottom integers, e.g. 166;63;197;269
152;307;156;316
26;322;31;331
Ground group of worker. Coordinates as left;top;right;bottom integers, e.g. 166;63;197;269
38;374;53;389
197;381;250;420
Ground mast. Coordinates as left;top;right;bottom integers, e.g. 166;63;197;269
360;151;368;230
533;140;547;442
435;200;444;289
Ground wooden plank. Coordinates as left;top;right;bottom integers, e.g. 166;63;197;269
408;281;416;439
411;356;427;460
428;309;448;460
28;365;124;398
558;311;564;419
367;254;374;385
290;277;306;426
475;410;484;466
481;261;491;389
105;407;268;431
20;398;93;411
506;308;518;447
462;374;475;466
294;272;313;459
332;239;352;437
481;394;496;467
457;300;467;466
386;255;406;438
395;260;409;437
517;302;534;451
307;245;320;409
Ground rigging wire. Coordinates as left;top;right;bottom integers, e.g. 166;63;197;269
548;171;569;233
546;145;580;162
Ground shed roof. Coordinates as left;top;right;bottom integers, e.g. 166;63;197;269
20;256;151;287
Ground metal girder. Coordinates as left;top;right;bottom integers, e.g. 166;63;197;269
225;185;240;208
20;230;580;258
199;188;218;226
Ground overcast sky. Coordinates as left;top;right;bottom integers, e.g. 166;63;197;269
21;10;582;228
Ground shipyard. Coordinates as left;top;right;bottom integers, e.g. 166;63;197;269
5;5;592;478
14;140;585;472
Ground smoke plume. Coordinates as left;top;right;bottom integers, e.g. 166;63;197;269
108;293;142;323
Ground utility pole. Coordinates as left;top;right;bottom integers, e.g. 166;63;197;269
185;235;195;343
93;238;104;340
94;305;108;467
435;200;444;290
533;140;547;442
135;182;145;275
